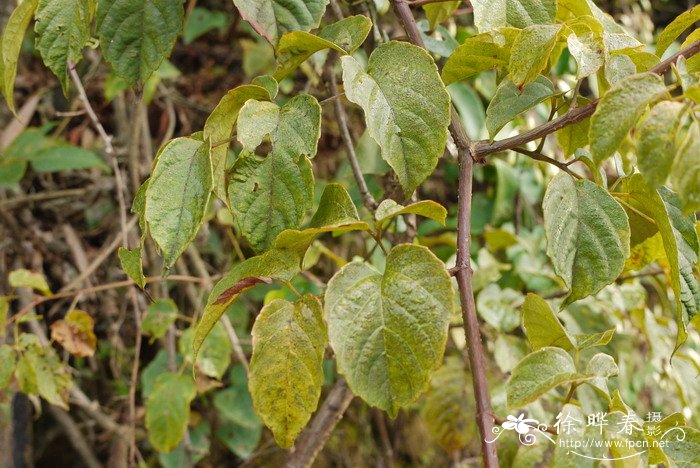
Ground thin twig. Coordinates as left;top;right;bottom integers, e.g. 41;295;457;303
68;60;114;157
390;2;499;466
513;147;582;178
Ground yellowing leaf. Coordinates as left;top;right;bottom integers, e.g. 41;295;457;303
521;293;576;351
543;173;630;307
325;244;454;417
508;24;561;86
249;295;326;448
9;269;52;296
15;334;72;409
507;347;586;408
441;32;513;85
193;248;301;363
423;1;460;30
0;0;39;113
589;73;669;164
50;310;97;358
232;0;329;45
35;0;92;93
144;137;213;269
97;0;184;84
656;5;700;57
274;15;371;80
145;373;196;453
375;199;447;228
341;41;451;195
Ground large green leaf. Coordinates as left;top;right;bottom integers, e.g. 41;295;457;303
420;357;474;452
589;73;669;164
232;0;329;45
203;85;271;203
249;295;326;448
341;41;451;195
0;0;39;113
521;293;575;351
145;373;196;453
34;0;92;94
144;137;212;269
543;173;630;307
274;15;371;80
508;24;561;86
670;122;700;214
656;5;700;57
325;244;454;417
663;426;700;468
507;347;586;408
97;0;184;84
618;175;699;348
441;31;514;85
636;101;684;189
485;75;555;138
472;0;556;32
193;248;301;362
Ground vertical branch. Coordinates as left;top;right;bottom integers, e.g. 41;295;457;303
389;1;498;466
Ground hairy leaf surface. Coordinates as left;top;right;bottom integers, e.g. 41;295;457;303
325;244;454;417
670;122;700;213
509;24;561;86
341;41;451;195
543;173;630;306
249;295;326;448
637;101;683;189
232;0;329;45
486;75;554;138
145;137;212;269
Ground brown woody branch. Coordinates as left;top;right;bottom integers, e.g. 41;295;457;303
473;40;700;159
390;1;499;466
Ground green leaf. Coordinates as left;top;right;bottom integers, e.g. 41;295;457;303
476;284;523;332
506;0;557;28
118;247;146;288
471;0;506;32
325;244;454;417
423;1;460;30
97;0;184;84
374;199;447;228
214;365;262;458
441;31;513;85
145;373;196;453
34;0;92;93
15;335;71;409
618;175;700;347
28;145;110;173
341;41;451;195
521;293;576;351
584;352;618;398
0;345;16;389
508;25;561;86
670;122;700;213
249;295;326;448
142;299;178;342
0;0;39;113
9;269;52;296
485;75;555;138
229;151;314;253
236;100;280;150
203;84;271;202
232;0;329;45
274;15;371;80
637;101;684;189
159;422;210;468
144;137;213;269
183;7;228;45
180;322;232;379
420;356;474;452
193;248;301;363
251;75;278;98
574;328;615;350
663;426;700;468
506;347;586;408
589;73;669;164
543;173;630;307
656;5;700;57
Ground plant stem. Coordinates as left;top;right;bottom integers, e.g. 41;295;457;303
473;40;700;159
390;1;498;466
